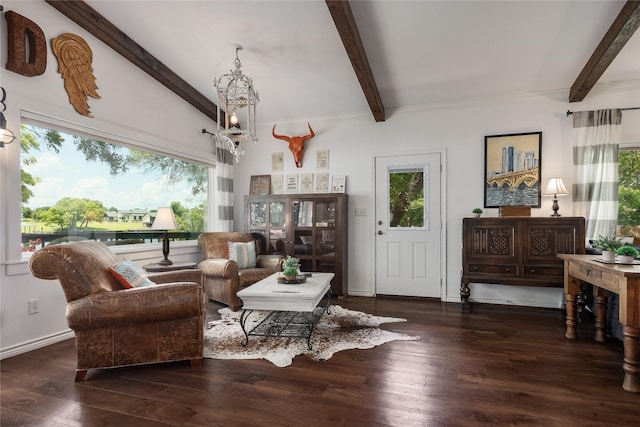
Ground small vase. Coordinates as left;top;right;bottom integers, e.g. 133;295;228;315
618;255;634;264
601;251;615;262
473;213;481;218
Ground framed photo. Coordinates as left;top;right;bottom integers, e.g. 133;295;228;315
484;132;541;208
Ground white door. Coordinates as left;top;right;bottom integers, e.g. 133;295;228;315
375;153;442;298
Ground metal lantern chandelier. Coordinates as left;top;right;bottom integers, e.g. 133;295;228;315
213;44;259;160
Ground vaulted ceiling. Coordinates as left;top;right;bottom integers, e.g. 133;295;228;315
47;0;640;126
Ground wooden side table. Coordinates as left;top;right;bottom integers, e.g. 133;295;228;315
143;261;198;273
559;254;640;393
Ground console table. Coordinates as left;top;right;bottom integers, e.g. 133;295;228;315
461;217;585;311
559;254;640;393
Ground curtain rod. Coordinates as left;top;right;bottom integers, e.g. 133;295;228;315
566;107;640;116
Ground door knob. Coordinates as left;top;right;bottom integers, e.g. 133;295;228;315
378;220;383;225
377;230;383;235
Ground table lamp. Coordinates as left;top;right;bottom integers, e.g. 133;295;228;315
151;207;179;265
544;178;568;217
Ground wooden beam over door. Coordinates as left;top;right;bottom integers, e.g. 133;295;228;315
44;0;222;124
326;0;385;122
569;0;640;103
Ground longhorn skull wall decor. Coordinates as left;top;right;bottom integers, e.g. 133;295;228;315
272;123;315;168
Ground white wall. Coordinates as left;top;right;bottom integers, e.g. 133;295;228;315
2;1;639;358
234;84;640;307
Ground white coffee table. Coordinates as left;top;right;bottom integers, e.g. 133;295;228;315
236;272;334;349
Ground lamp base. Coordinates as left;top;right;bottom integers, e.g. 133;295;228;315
550;197;561;217
158;232;173;265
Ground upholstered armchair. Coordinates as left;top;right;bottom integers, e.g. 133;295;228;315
197;232;285;311
28;241;206;381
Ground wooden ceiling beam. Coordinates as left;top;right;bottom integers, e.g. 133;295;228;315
569;0;640;102
44;0;221;123
326;0;385;122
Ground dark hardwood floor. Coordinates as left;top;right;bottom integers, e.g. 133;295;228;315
2;297;639;426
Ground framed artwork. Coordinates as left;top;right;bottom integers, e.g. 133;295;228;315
271;174;284;194
484;132;541;208
332;175;346;193
286;174;299;193
300;173;314;193
316;149;329;169
315;172;329;193
272;152;284;171
249;175;271;195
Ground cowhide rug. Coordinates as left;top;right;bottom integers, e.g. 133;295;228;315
203;305;419;367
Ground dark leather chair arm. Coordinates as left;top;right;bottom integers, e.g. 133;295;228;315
198;258;238;278
147;269;203;286
66;283;204;330
256;254;285;270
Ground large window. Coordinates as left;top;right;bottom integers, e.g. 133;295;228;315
617;147;640;240
20;123;209;257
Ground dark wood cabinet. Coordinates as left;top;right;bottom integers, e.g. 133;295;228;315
461;216;585;310
245;193;348;296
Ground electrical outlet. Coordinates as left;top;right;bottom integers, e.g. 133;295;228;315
28;299;39;315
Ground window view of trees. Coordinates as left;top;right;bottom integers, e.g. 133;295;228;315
20;124;208;254
618;150;640;238
389;170;424;228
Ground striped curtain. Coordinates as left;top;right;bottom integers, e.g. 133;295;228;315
572;109;622;241
212;137;235;231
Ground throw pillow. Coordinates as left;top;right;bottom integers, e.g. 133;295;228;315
228;241;257;269
109;259;156;288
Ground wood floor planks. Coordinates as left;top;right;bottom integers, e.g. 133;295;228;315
2;296;639;426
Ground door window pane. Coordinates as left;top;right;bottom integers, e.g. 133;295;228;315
388;167;425;228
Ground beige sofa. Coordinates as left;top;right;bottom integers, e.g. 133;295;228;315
197;232;285;311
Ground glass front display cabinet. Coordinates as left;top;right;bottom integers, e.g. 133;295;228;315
245;193;347;295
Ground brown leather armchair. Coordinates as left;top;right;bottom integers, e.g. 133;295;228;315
28;241;206;381
197;232;285;311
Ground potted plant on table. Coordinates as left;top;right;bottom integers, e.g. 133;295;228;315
282;256;300;280
616;246;639;264
592;235;623;262
472;208;483;218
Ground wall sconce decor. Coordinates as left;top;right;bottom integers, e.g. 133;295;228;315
544;177;568;217
0;88;16;148
151;207;179;265
210;44;259;161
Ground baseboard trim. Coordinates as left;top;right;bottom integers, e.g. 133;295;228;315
444;295;562;309
0;330;74;360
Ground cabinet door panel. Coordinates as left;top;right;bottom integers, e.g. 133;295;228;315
467;222;517;262
524;221;581;264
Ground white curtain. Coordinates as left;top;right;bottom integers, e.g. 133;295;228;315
572;109;622;241
212;137;235;231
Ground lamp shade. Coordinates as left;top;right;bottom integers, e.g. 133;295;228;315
151;207;178;230
544;178;568;196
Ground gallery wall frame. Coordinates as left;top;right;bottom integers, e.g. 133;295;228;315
484;131;542;208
